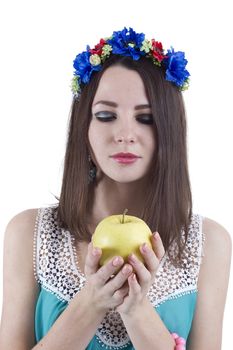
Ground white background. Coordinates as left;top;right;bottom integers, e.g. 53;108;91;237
0;0;232;348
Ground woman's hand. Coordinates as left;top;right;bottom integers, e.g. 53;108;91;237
81;242;132;313
116;232;165;315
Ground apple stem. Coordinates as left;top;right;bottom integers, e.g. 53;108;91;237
122;208;128;223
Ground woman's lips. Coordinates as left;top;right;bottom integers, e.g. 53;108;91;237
110;153;141;164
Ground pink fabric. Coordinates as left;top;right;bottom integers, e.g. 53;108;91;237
176;346;186;350
171;333;186;349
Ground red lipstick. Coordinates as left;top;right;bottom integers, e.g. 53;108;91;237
110;152;141;164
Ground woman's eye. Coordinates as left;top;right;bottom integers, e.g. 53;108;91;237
94;111;116;121
136;114;154;125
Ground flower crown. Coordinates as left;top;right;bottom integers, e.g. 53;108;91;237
71;27;190;97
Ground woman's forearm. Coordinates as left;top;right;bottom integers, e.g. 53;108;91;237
120;298;175;350
32;289;106;350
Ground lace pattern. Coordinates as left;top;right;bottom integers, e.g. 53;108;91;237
34;206;86;302
148;213;205;306
34;206;205;349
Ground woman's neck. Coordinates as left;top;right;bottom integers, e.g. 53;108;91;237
88;177;149;226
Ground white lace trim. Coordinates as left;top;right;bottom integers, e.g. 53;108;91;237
148;213;205;307
34;206;205;349
34;206;86;302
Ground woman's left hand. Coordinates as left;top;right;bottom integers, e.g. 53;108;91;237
116;232;165;315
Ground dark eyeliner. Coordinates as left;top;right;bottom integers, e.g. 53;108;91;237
94;111;116;121
136;114;154;124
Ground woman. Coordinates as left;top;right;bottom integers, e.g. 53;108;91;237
0;27;231;350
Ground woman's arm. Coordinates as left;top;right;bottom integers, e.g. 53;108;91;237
0;210;106;350
187;217;232;350
0;209;40;349
117;217;231;350
116;233;176;349
0;210;135;350
120;296;175;350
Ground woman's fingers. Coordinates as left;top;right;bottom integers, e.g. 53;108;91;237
85;232;165;293
150;232;165;260
128;273;141;294
137;231;165;276
112;280;130;301
104;263;133;294
85;242;133;292
128;253;152;288
127;233;165;288
84;242;102;277
95;257;125;287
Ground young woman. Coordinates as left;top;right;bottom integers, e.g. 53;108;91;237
0;27;231;350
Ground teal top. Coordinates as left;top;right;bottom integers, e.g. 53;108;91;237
34;206;205;349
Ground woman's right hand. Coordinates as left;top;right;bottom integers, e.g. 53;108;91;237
81;241;133;312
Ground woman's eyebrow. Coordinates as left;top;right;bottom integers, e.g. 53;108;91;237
93;100;117;107
134;104;151;110
93;100;151;110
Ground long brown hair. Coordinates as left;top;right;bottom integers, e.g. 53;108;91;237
56;55;193;266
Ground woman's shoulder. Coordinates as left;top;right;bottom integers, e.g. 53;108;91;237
4;208;40;254
5;205;58;238
200;216;232;276
5;208;38;236
202;216;232;250
1;209;40;349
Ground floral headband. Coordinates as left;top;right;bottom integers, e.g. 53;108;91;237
71;27;190;98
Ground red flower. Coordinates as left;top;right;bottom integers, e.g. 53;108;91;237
90;39;106;55
151;40;166;62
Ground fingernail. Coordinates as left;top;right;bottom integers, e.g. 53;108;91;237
131;273;136;281
142;243;149;253
153;232;159;240
129;253;137;263
113;257;120;266
92;247;99;256
122;265;132;274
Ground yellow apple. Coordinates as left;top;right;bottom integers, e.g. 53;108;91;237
92;210;153;266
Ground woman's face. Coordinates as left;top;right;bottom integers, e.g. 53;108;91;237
88;65;156;183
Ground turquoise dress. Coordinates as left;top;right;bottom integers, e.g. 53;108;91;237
34;206;205;349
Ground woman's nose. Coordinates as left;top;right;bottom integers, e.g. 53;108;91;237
115;135;135;143
114;120;136;144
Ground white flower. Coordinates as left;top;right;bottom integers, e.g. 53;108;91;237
89;54;101;66
140;39;152;53
101;44;112;57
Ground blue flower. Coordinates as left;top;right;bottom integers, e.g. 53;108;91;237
163;48;190;88
107;27;145;60
73;46;101;84
71;28;191;97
